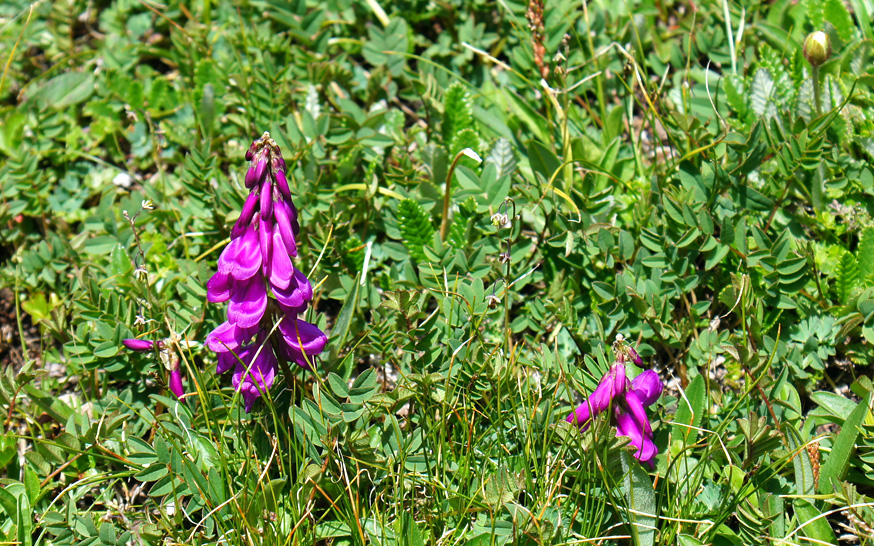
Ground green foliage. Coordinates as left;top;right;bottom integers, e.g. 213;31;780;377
2;0;874;543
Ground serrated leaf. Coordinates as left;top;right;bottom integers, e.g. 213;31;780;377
836;251;859;303
858;228;874;287
443;82;474;145
397;199;435;263
806;0;824;27
450;127;482;159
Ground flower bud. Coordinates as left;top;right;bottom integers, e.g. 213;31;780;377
123;338;155;352
169;368;185;399
803;31;831;68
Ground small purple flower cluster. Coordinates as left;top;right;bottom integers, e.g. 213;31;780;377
205;133;327;412
566;342;662;466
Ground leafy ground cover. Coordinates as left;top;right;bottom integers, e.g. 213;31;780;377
2;0;874;544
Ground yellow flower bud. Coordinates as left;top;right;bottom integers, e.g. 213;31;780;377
803;31;832;68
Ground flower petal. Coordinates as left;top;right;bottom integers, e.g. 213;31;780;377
217;349;241;374
260;179;273;221
206;321;256;353
273;266;311;308
259;215;273;278
278;317;327;368
269;227;293;290
273;200;298;258
631;370;663;407
566;399;594;429
615;392;658;464
231;342;277;412
206;271;232;303
588;364;627;414
217;226;261;281
228;276;267;328
275;168;291;200
623;390;653;437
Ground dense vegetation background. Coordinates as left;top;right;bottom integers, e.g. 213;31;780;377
2;0;874;544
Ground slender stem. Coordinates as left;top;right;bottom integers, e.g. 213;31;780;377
439;150;470;242
812;65;822;117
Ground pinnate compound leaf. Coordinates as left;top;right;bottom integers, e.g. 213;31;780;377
835;251;859;303
858;228;874;287
443;82;474;145
397;199;435;263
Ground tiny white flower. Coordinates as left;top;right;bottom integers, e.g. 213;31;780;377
491;213;509;228
141;199;154;210
113;172;133;189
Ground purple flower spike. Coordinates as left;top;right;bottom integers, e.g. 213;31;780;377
123;339;155;352
566;351;663;467
206;132;327;412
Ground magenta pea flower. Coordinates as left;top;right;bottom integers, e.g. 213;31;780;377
566;346;662;466
121;338;186;400
205;132;327;412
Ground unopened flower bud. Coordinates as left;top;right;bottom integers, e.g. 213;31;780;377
803;31;831;68
169;368;184;399
123;339;156;352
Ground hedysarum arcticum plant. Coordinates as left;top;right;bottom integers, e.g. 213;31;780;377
566;337;663;466
205;132;327;412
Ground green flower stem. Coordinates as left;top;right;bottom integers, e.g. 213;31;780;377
439;149;471;242
812;65;822;117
